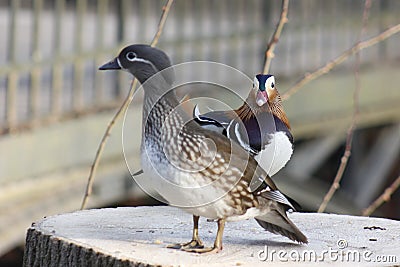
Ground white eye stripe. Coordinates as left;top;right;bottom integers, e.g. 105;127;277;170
120;53;159;74
130;57;159;73
266;76;276;90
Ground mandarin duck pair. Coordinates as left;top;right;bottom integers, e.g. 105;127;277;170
100;44;306;253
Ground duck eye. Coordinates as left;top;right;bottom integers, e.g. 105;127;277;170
126;52;137;61
271;82;275;89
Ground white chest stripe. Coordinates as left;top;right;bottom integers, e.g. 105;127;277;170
193;105;216;123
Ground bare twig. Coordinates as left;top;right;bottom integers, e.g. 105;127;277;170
282;22;400;101
262;0;289;74
80;0;174;210
318;0;372;213
362;174;400;216
151;0;174;47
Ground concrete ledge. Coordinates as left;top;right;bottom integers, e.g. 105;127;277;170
24;206;400;266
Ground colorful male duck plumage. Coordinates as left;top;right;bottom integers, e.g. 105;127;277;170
194;74;293;177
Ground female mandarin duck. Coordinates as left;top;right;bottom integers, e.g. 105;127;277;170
194;74;293;177
99;44;307;253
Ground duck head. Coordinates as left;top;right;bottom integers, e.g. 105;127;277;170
99;44;175;86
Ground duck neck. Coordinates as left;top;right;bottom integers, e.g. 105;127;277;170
268;94;291;129
241;90;291;129
235;90;269;121
141;74;175;117
141;77;185;147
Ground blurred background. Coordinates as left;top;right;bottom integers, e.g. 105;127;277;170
1;0;399;265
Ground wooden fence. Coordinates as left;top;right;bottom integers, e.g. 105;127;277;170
1;0;399;134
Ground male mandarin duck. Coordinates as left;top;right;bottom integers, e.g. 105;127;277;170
99;44;307;253
193;74;293;177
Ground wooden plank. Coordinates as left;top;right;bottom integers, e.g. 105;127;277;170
29;0;43;123
5;0;20;132
94;0;109;104
0;107;142;184
282;66;400;138
50;0;65;118
72;0;87;112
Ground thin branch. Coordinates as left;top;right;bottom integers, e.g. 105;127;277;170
362;174;400;216
151;0;174;47
80;0;174;210
317;131;352;212
318;0;371;213
282;22;400;101
80;79;137;210
262;0;289;74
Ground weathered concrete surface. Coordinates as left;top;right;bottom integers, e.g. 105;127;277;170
24;206;400;266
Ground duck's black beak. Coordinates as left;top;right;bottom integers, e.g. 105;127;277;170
99;57;121;70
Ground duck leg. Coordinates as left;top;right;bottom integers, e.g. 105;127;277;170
182;218;225;254
167;215;204;249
